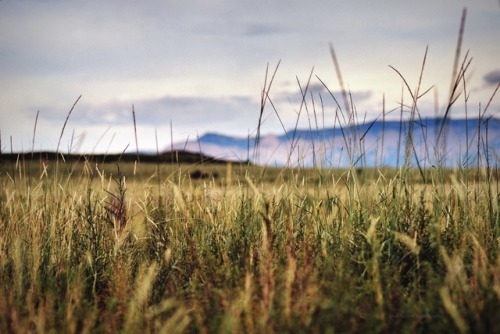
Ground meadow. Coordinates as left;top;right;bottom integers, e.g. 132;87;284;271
1;10;499;333
0;155;499;333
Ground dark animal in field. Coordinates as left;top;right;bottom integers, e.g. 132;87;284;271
190;169;219;180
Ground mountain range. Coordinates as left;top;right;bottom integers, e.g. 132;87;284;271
170;116;500;168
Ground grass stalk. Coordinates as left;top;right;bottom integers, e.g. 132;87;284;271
132;104;140;163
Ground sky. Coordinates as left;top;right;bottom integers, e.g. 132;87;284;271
1;0;499;154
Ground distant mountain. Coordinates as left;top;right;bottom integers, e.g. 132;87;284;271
170;117;500;168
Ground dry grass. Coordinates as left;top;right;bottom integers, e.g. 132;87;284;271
0;158;499;333
0;9;499;332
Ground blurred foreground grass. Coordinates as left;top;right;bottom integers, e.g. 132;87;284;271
0;158;499;333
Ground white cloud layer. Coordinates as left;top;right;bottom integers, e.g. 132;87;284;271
0;0;499;153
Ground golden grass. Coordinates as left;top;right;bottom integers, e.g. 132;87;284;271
0;158;498;333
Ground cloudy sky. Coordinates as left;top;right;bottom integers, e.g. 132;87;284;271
1;0;499;154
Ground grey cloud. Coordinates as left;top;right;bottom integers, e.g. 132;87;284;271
484;70;500;86
47;95;260;130
274;82;372;107
243;23;283;36
135;96;257;125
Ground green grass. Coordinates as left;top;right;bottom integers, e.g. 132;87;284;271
0;158;499;333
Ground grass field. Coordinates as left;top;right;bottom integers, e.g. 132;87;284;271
1;10;499;332
0;157;499;333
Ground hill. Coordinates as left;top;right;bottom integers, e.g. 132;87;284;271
171;116;500;167
0;150;233;165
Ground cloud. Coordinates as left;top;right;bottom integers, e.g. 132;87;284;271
484;70;500;86
40;94;260;130
243;23;283;36
274;82;372;108
2;0;499;155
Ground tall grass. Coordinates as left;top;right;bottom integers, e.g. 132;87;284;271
1;10;499;333
1;149;499;333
